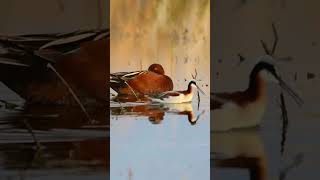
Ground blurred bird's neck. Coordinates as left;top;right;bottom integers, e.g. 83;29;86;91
247;73;268;102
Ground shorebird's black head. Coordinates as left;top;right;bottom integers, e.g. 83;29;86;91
188;81;205;95
250;56;303;105
250;60;279;84
188;80;197;87
148;64;165;75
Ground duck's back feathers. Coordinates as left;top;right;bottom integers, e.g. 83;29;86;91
0;29;109;105
110;71;173;96
128;72;173;94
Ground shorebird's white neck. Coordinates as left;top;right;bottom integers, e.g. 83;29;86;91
259;69;278;84
188;84;197;93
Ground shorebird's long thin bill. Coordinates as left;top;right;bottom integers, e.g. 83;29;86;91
195;84;206;95
278;78;304;106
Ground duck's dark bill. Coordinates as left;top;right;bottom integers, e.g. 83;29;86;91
277;77;304;105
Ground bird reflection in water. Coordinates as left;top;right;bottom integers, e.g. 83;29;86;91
110;102;205;125
211;127;304;180
211;128;267;180
0;105;109;176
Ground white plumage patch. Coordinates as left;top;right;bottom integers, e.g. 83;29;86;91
211;98;267;132
150;83;198;104
150;92;194;104
259;70;279;83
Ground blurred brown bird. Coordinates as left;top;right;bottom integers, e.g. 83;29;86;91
110;63;173;99
0;29;108;106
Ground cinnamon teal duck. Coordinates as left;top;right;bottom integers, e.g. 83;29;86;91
0;29;109;106
110;63;173;101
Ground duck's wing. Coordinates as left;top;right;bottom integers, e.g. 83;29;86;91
39;30;109;50
0;29;109;100
36;29;109;62
0;57;29;67
110;71;147;81
0;37;40;67
0;29;109;65
109;70;147;93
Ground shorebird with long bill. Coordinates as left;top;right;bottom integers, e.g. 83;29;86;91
211;55;303;132
149;81;205;104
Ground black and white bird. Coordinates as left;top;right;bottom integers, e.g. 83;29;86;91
211;55;303;131
149;81;205;104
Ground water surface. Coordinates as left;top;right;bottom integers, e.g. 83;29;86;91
0;84;109;180
111;98;210;180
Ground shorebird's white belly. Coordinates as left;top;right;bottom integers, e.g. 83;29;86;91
211;99;267;132
151;93;193;103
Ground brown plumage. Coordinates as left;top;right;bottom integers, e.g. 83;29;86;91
0;30;108;106
110;64;173;97
211;75;267;110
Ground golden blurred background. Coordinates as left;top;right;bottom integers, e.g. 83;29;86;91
111;0;210;91
0;0;108;34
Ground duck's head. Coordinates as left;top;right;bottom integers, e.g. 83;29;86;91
251;55;303;105
148;64;165;75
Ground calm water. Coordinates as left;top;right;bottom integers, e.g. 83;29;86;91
0;84;109;179
110;1;210;179
110;97;210;180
